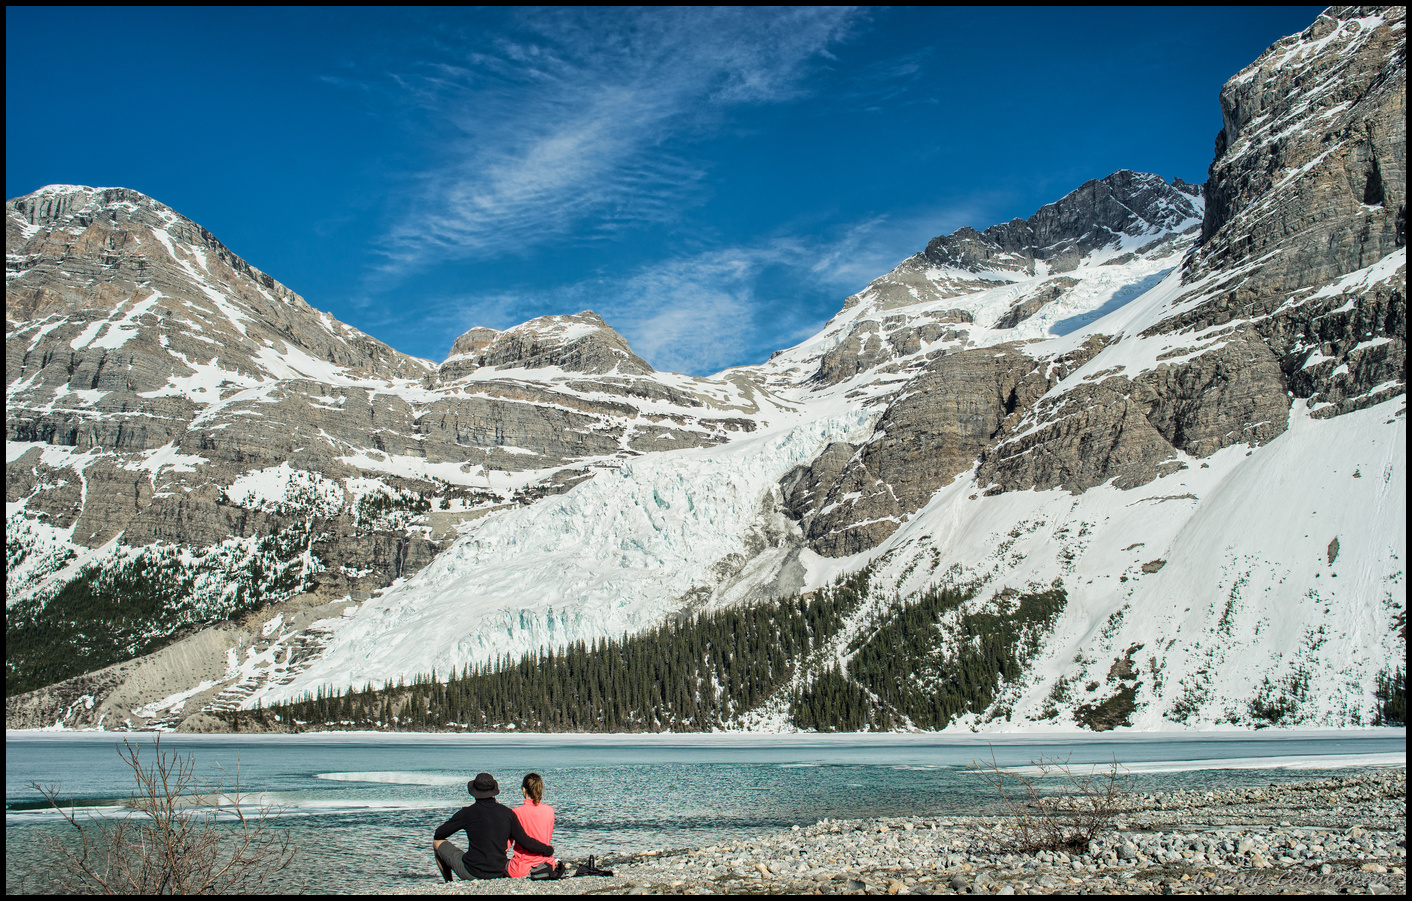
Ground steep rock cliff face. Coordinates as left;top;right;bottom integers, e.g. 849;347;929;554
791;8;1405;559
1199;9;1404;282
802;339;1110;556
1186;6;1406;421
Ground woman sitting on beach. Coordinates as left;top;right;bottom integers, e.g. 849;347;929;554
507;772;560;878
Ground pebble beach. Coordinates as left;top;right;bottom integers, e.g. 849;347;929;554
402;768;1406;895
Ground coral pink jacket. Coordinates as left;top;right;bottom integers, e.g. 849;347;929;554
507;801;555;878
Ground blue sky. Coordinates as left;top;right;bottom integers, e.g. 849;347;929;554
6;7;1324;375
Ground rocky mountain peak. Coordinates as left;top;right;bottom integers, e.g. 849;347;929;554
437;310;654;382
6;184;424;381
5;8;1404;735
782;170;1206;389
831;170;1204;323
9;184;150;231
1196;6;1404;282
921;170;1204;276
7;183;761;710
9;185;293;317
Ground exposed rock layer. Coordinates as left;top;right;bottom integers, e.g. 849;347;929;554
5;7;1406;728
789;7;1406;557
5;187;763;697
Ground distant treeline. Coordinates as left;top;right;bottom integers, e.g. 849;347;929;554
1375;667;1405;726
226;569;874;732
7;527;313;697
791;585;1067;731
223;574;1075;734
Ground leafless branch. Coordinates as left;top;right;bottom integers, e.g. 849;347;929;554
969;747;1130;854
29;735;297;894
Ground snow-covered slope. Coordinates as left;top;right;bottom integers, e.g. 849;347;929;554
7;8;1406;732
252;171;1219;707
261;409;876;703
258;190;1403;729
828;394;1404;729
4;184;788;711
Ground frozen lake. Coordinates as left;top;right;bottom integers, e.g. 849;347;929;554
6;729;1404;893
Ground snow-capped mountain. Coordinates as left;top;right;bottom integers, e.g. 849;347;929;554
5;185;780;708
6;7;1405;732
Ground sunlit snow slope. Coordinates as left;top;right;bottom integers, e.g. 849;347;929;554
8;9;1405;732
256;172;1224;709
265;130;1404;727
262;410;876;704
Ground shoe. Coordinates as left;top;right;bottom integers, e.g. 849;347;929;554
552;861;567;880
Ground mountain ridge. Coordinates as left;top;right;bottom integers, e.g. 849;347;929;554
6;6;1405;733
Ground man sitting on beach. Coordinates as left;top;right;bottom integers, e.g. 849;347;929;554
433;772;555;880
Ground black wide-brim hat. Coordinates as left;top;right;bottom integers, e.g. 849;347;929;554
468;772;499;798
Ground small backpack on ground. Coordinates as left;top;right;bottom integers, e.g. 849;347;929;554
529;861;568;880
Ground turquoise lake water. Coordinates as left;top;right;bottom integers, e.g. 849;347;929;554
5;729;1404;894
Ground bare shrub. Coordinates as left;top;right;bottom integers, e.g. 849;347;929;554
969;749;1130;854
29;736;296;894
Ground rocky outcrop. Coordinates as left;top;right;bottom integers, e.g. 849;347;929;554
977;329;1291;493
1270;275;1405;419
994;277;1080;329
1178;6;1406;415
436;311;654;381
1197;9;1404;285
809;313;978;387
780;441;860;532
803;344;1039;555
922;171;1203;276
797;338;1108;556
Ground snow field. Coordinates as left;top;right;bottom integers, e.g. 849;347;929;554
254;408;877;707
11;179;1403;732
862;397;1405;730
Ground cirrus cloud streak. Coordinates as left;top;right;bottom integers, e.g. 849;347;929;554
373;8;863;274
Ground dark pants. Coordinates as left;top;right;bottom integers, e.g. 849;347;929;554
436;841;501;880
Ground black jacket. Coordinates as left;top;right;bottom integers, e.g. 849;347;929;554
434;797;554;879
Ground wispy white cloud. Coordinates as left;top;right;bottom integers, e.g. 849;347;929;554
834;48;933;112
803;200;998;292
368;8;862;273
429;201;993;376
608;250;772;375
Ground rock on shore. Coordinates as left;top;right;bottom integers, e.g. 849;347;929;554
397;768;1405;895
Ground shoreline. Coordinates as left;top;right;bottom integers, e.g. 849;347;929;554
396;768;1405;895
9;724;1408;738
8;726;1406;778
